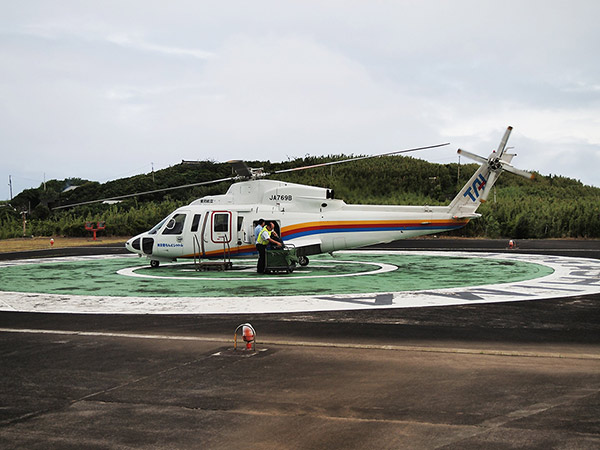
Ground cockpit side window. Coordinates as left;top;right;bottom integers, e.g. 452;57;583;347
191;214;202;232
162;213;187;235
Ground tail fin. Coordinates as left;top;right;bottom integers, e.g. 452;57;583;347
448;126;534;218
447;158;493;218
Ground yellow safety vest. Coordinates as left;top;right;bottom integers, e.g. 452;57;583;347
257;226;271;245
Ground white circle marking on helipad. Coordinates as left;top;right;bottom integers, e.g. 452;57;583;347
0;251;599;314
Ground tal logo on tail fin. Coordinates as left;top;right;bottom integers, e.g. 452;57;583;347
463;174;487;201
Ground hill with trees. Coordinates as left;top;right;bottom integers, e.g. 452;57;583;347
1;155;599;239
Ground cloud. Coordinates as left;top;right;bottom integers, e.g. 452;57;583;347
1;0;600;200
105;33;214;60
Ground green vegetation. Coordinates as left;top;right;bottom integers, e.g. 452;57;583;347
1;156;599;239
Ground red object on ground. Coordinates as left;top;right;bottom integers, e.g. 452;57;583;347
85;222;106;241
242;325;255;349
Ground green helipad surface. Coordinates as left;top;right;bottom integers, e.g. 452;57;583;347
0;253;553;298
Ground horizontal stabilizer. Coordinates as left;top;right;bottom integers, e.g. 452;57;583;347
452;213;482;219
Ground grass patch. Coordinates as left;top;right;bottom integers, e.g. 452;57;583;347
0;236;128;253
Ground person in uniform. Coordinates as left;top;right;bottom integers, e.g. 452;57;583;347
254;219;265;243
256;222;282;273
267;222;284;248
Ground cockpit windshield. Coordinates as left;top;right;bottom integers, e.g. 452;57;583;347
162;213;187;235
148;218;168;235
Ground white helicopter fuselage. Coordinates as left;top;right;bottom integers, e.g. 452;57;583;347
126;178;471;264
125;126;533;265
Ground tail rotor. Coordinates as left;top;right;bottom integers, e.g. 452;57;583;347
458;126;534;203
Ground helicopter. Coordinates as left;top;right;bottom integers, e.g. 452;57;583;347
115;126;535;268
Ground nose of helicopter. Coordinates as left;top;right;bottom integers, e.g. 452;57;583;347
125;237;140;254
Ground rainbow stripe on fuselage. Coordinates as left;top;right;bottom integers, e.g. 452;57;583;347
281;219;469;240
185;218;469;259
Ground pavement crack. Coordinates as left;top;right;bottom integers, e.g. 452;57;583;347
432;387;600;448
0;350;225;428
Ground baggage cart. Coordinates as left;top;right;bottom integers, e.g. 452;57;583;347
265;245;299;274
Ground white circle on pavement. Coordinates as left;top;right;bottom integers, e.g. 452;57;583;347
116;259;398;281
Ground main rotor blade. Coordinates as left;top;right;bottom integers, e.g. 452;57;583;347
52;176;237;210
272;142;450;175
52;142;451;210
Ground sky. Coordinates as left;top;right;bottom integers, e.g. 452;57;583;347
2;1;600;200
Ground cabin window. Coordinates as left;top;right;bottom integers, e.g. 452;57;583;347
142;237;154;254
213;213;229;233
162;213;186;235
191;214;202;232
237;216;244;232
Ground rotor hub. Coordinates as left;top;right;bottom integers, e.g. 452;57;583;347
488;157;502;171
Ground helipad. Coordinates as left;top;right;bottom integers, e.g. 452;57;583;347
1;250;599;314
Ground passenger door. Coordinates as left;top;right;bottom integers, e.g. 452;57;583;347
202;211;232;256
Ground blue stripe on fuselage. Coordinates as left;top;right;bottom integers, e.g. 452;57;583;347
284;224;465;240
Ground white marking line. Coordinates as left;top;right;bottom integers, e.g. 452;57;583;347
180;265;330;273
0;254;138;268
0;327;225;343
116;259;398;281
1;327;598;360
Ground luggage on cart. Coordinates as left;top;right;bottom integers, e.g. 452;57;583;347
265;245;299;274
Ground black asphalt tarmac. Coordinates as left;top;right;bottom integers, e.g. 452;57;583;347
1;239;599;449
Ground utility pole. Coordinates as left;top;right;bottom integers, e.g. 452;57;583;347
8;175;13;200
22;211;27;237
